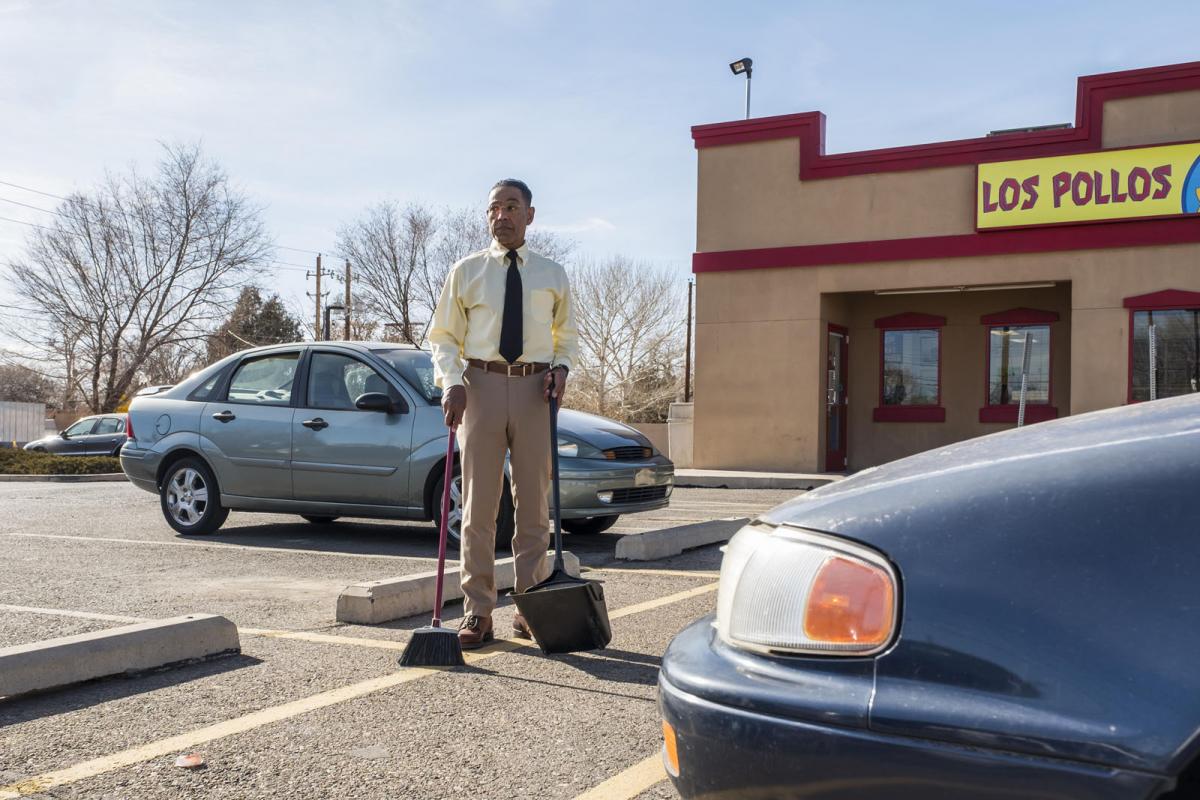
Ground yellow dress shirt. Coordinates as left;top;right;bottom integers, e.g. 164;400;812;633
428;241;579;389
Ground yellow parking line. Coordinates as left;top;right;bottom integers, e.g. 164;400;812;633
1;532;439;563
584;567;720;580
0;605;146;624
0;583;716;798
572;753;666;800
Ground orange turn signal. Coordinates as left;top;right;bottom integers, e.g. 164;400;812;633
803;556;895;647
662;719;680;777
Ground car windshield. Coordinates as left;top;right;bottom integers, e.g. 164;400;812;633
372;349;441;403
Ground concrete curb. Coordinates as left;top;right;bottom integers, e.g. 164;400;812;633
615;517;749;561
674;469;841;490
0;473;127;483
0;614;240;699
337;550;581;625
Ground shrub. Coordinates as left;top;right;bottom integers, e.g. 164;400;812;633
0;448;121;475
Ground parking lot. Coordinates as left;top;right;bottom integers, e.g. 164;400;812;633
0;481;796;799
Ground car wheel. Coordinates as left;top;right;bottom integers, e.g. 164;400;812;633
432;466;514;552
109;444;123;457
160;457;229;536
301;515;340;524
562;515;620;535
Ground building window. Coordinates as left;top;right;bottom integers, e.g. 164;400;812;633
1125;290;1200;403
874;313;945;422
979;308;1059;424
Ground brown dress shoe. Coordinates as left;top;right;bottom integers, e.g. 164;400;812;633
512;612;533;639
457;615;494;649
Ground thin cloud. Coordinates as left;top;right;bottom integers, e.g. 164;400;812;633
538;217;617;235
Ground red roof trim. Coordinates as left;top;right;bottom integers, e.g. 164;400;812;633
692;216;1200;273
875;312;946;329
980;308;1061;325
691;61;1200;179
1122;289;1200;309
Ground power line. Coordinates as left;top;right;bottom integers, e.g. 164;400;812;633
0;177;334;258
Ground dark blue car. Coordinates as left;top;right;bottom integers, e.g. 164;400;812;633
659;394;1200;799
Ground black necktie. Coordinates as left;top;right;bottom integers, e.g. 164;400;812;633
499;249;523;363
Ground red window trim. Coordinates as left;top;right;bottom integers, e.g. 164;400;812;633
979;309;1058;422
1125;290;1200;403
875;313;945;423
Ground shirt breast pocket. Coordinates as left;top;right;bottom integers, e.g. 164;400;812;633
530;289;555;324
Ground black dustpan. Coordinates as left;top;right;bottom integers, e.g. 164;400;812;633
511;392;612;654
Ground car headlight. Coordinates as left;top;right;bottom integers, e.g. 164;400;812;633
556;436;603;459
716;522;898;656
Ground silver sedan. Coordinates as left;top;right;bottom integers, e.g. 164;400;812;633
120;342;674;546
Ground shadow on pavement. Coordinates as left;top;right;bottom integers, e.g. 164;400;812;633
0;653;262;728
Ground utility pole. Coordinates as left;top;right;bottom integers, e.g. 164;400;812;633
313;254;323;341
344;260;352;340
684;278;694;402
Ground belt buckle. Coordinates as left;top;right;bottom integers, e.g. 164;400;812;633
507;362;519;377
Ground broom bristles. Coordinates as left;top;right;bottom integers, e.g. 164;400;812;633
398;626;465;667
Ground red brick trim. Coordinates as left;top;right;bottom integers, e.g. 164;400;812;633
692;216;1200;273
873;406;946;423
980;308;1061;325
692;60;1200;179
979;405;1059;424
1122;289;1200;309
874;312;947;329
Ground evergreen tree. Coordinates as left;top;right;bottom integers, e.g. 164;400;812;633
206;287;304;363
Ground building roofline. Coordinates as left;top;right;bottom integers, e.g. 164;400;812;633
691;60;1200;179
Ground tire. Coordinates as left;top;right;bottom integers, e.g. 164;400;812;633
301;515;341;525
432;465;514;552
159;457;229;536
562;515;620;535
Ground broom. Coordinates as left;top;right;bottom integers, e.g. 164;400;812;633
398;425;465;667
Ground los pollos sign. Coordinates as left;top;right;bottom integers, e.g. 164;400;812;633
976;141;1200;229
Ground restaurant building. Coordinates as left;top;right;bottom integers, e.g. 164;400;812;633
691;61;1200;472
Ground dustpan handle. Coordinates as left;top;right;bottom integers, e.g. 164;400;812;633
549;381;565;573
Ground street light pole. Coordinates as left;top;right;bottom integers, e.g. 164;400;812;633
729;58;753;119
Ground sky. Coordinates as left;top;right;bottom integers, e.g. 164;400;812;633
2;0;1199;349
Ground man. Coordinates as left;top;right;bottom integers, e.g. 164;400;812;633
428;178;577;649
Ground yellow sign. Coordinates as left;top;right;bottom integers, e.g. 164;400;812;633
977;141;1200;229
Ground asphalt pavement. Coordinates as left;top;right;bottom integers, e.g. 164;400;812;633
0;481;797;799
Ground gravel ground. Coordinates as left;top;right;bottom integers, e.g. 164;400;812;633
0;482;799;799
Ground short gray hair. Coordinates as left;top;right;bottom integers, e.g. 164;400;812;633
491;178;532;206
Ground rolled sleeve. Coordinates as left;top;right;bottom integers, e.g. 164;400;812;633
427;265;467;389
552;276;579;372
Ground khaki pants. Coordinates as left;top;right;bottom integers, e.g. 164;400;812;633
459;365;552;617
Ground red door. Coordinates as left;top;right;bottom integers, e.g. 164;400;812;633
825;325;849;471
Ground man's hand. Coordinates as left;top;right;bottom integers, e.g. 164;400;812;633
442;385;466;427
543;367;567;403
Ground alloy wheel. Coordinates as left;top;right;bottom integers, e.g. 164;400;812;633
166;467;209;527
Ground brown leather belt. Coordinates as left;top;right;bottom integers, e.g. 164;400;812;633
467;358;550;377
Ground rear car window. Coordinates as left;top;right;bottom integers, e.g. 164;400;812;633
227;352;299;405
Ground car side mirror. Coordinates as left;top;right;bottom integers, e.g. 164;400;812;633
355;392;407;414
60;431;70;439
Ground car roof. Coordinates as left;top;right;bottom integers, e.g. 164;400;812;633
235;341;425;356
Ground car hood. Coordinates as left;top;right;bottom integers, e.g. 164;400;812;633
556;409;654;451
760;392;1200;535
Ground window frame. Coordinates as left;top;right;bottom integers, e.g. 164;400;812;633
979;308;1060;424
302;349;400;412
219;349;303;407
873;312;946;423
1124;289;1200;404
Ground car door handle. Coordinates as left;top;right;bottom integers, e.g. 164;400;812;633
212;411;236;423
302;418;329;431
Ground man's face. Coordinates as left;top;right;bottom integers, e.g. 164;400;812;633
487;185;534;249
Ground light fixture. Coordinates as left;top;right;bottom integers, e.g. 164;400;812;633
729;57;753;120
874;282;1056;296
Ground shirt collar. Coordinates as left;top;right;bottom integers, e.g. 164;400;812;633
488;239;529;265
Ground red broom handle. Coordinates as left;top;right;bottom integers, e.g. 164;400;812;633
433;426;456;628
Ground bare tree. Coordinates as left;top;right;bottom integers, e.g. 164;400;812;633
3;143;270;412
567;257;685;423
336;202;437;346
